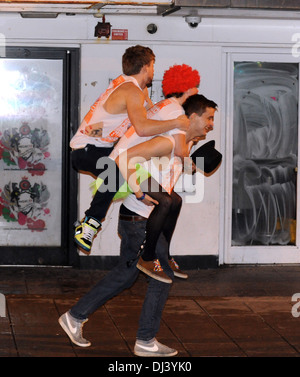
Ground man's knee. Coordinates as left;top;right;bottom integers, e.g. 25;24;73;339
157;193;173;213
171;193;182;211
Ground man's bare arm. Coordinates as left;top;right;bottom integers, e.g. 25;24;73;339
173;133;189;161
143;87;153;110
126;86;189;137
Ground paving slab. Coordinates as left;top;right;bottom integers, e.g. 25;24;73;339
1;265;300;358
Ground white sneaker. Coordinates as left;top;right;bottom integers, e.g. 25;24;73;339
58;311;91;347
134;338;178;357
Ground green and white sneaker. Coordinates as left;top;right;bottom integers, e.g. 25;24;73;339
134;338;178;357
74;216;101;254
58;311;91;347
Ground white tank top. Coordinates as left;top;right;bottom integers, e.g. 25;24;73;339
70;75;142;149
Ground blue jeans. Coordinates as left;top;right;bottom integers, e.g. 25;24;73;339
70;214;174;341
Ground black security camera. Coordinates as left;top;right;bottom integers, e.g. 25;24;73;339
185;16;201;28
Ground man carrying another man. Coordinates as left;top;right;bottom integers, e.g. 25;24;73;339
70;45;189;254
60;61;218;356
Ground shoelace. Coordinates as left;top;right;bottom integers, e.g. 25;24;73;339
82;224;97;242
170;258;179;270
80;319;88;336
153;259;163;272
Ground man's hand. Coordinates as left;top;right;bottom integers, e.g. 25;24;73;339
142;194;159;206
178;87;199;105
176;114;190;132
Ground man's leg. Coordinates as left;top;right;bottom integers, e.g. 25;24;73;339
135;177;174;283
70;219;145;319
59;212;146;347
138;177;172;261
134;233;177;357
72;145;124;253
162;191;188;279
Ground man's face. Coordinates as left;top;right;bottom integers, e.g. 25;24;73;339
190;107;215;142
145;60;155;87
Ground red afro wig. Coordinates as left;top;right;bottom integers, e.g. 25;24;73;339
162;64;200;97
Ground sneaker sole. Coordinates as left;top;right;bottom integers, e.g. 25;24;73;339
74;238;91;255
58;317;91;348
136;263;172;284
134;349;178;357
173;271;188;279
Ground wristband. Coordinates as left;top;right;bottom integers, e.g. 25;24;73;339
137;193;146;201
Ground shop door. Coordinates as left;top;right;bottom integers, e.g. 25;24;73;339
222;50;300;264
0;47;79;266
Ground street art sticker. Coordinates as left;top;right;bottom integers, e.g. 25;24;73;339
0;122;50;175
0;177;50;231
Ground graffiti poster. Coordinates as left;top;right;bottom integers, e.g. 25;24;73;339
232;62;298;246
0;59;63;246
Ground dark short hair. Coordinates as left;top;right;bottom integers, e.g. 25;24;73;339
122;45;155;76
183;94;218;117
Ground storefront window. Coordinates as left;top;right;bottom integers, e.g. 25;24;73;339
232;62;298;246
0;58;63;246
